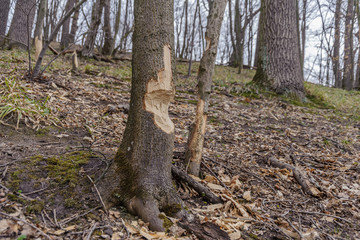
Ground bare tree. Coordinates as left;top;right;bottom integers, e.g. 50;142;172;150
253;0;304;98
60;0;76;49
8;0;37;49
102;0;114;56
185;0;227;177
0;0;10;45
99;0;183;231
343;0;354;90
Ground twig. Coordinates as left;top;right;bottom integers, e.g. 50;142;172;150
201;162;230;191
291;210;352;224
43;210;55;226
53;209;60;228
242;168;277;194
0;211;53;240
284;216;303;239
87;175;107;213
59;206;100;225
1;166;9;180
23;187;48;196
85;222;98;240
0;183;34;201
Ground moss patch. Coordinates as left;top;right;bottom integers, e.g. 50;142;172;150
159;213;174;231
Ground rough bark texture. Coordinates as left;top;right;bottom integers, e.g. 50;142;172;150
252;0;305;99
68;0;80;45
8;0;37;49
102;0;114;56
82;0;104;57
355;0;360;90
0;0;10;45
333;0;342;88
185;0;227;177
99;0;183;232
342;0;354;90
60;0;76;49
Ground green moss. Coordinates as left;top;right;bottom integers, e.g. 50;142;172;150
25;200;45;214
187;99;198;105
35;127;50;136
158;213;174;231
162;203;182;217
3;205;17;214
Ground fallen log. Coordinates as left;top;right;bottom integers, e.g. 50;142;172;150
268;156;323;197
171;166;222;204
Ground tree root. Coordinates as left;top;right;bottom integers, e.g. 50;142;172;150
268;156;323;197
171;166;222;204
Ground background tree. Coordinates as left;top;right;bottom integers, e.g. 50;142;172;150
342;0;354;90
0;0;10;45
185;0;227;176
102;0;114;56
333;0;343;88
8;0;37;49
253;0;305;98
60;0;76;49
99;0;183;231
82;0;104;57
33;0;47;59
68;0;80;45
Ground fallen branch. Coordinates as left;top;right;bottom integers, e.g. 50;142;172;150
268;156;323;197
171;166;222;204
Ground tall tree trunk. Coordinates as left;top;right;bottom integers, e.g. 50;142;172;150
102;0;114;55
60;0;75;49
187;0;199;77
68;0;80;44
0;0;10;45
342;0;354;90
113;0;122;54
252;0;304;99
234;0;243;72
185;0;227;177
228;0;238;66
180;0;189;59
355;0;360;90
8;0;37;49
100;0;183;232
333;0;342;88
82;0;104;57
300;0;307;69
33;0;47;59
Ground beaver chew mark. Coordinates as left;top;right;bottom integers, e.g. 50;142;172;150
144;44;175;134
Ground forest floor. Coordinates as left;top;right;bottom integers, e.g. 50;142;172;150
0;49;359;240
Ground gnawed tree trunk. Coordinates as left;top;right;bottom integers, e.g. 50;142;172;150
185;0;227;177
0;0;10;45
102;0;114;56
60;0;75;49
99;0;183;231
82;0;104;57
333;0;342;88
33;0;47;60
8;0;37;49
252;0;305;99
342;0;354;90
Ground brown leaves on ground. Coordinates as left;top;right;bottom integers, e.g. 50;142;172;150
0;54;359;239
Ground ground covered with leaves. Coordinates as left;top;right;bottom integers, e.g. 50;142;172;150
0;49;359;239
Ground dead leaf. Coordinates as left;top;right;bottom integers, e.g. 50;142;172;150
243;191;252;201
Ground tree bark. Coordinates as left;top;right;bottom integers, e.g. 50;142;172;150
333;0;342;88
185;0;227;177
68;0;80;45
0;0;10;45
82;0;104;57
60;0;76;49
113;0;122;54
100;0;183;231
8;0;37;49
102;0;114;56
33;0;47;60
252;0;305;99
180;0;189;59
355;0;360;90
342;0;354;90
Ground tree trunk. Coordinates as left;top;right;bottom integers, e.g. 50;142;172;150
300;0;307;69
33;0;47;60
60;0;75;49
68;0;80;44
333;0;342;88
113;0;122;53
180;0;189;59
82;0;104;57
185;0;227;177
0;0;10;45
100;0;183;232
252;0;305;99
342;0;354;90
355;0;360;90
102;0;114;56
8;0;37;49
